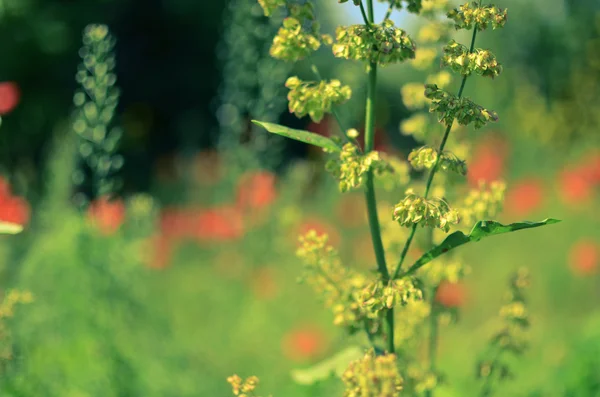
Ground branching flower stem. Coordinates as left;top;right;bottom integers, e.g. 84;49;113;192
392;10;481;281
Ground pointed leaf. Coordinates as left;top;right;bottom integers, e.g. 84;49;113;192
252;120;342;153
400;219;561;277
0;221;23;234
290;346;363;385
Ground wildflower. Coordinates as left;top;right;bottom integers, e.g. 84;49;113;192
282;324;327;361
505;178;544;216
0;195;30;227
297;217;340;247
568;240;598;275
557;167;594;205
0;82;20;115
236;170;277;211
333;20;416;66
285;77;352;123
258;0;286;16
460;180;506;226
408;146;467;176
359;278;423;316
467;136;507;186
326;143;391;193
435;281;467;308
377;0;423;14
342;349;403;397
88;195;126;235
270;18;321;62
425;84;498;128
393;190;459;232
196;205;244;242
442;40;502;78
227;374;266;397
447;2;508;31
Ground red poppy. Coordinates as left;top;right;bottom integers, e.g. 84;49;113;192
568;240;598;275
558;167;594;205
435;281;467;308
282;325;327;361
88;196;126;235
467;136;508;186
196;205;244;242
580;151;600;185
0;82;20;115
505;178;545;216
0;195;30;227
297;217;340;247
236;171;277;211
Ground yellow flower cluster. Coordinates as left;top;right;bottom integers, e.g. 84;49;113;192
447;2;508;31
442;40;502;78
359;278;423;316
326;143;391;193
342;350;403;397
377;0;423;14
394;299;431;345
418;257;469;286
296;231;374;331
375;153;411;192
333;20;416;66
425;84;498;128
227;375;271;397
257;0;286;16
459;181;506;226
270;18;321;62
285;77;352;123
408;146;467;176
393;190;459;232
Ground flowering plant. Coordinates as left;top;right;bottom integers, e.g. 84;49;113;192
231;0;560;395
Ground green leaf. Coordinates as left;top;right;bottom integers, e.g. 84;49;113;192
290;346;363;385
400;218;561;278
252;120;342;153
0;221;23;234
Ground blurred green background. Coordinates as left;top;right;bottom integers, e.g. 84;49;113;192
0;0;598;395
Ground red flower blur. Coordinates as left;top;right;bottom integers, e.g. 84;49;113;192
435;281;467;308
159;207;198;239
467;136;508;186
0;176;30;227
558;166;595;205
0;82;20;115
568;240;599;276
195;205;244;242
236;171;277;211
505;178;545;217
88;196;126;235
282;325;327;362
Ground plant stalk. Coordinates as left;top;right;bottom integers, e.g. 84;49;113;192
362;0;394;354
392;24;480;280
425;295;439;397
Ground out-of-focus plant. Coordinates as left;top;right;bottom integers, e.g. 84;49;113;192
230;0;560;395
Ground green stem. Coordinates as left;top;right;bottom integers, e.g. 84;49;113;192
383;2;394;21
359;1;371;27
392;24;480;280
363;0;393;350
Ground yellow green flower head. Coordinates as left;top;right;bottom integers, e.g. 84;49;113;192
417;21;451;43
460;180;506;226
227;375;270;397
270;18;321;62
447;2;508;31
342;349;403;397
333;20;416;66
257;0;286;17
325;143;392;193
285;77;352;123
401;83;429;110
419;257;468;285
377;0;423;14
359;278;423;316
393;189;459;232
421;0;450;15
442;40;502;78
411;47;438;70
425;84;499;128
408;146;467;176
